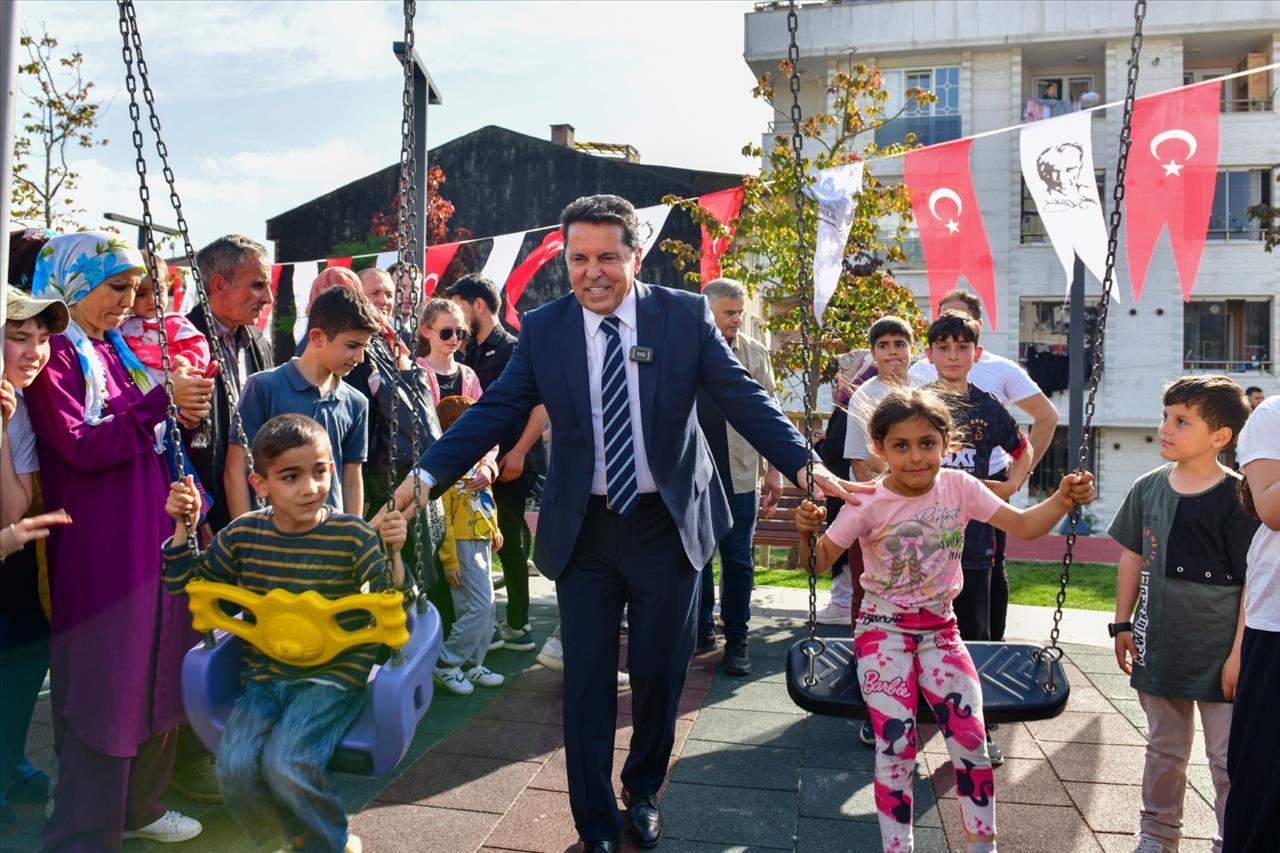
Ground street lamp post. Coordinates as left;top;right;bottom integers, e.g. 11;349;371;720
391;41;442;259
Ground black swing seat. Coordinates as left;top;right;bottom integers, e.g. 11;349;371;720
786;639;1070;724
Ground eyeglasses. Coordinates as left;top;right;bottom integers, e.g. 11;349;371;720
433;327;469;342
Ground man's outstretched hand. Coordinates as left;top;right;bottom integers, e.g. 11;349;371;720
796;463;875;505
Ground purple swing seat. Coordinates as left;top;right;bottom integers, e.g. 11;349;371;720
181;604;443;776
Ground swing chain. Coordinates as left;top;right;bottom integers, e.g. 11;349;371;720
117;0;193;546
117;0;259;488
1047;0;1146;658
786;1;823;669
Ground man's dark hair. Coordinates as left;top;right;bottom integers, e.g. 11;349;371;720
927;311;981;346
445;273;502;314
938;288;982;321
1163;375;1251;443
868;315;914;347
306;285;381;339
1245;385;1263;396
560;195;641;251
251;413;331;474
195;234;267;284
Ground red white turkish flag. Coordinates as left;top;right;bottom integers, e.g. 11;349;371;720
904;139;999;330
503;229;564;329
697;186;745;286
258;264;283;332
1124;82;1221;303
324;256;352;270
422;242;461;299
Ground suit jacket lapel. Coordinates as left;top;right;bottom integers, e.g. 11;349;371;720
634;282;664;450
559;296;593;443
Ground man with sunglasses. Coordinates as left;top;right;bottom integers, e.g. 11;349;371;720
447;274;548;653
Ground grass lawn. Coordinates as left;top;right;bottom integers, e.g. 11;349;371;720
744;546;1117;612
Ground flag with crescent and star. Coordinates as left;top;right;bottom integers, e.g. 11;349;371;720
1125;81;1222;303
904;138;999;330
696;185;745;287
502;229;564;329
422;241;462;299
1019;111;1115;299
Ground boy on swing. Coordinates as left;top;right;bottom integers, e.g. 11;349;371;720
163;413;409;853
1108;376;1257;853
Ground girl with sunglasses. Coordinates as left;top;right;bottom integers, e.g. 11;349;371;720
417;299;480;406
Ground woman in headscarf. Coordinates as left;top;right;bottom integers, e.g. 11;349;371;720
24;232;214;850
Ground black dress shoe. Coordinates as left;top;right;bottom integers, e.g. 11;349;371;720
580;840;618;853
722;639;752;676
695;628;717;652
621;789;662;848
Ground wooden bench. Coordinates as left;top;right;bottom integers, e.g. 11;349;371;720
752;486;809;567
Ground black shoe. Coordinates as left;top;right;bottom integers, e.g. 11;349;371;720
580;840;618;853
722;639;752;676
695;628;717;652
985;729;1005;767
621;789;662;848
859;720;875;747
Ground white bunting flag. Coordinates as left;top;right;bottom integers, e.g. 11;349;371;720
805;161;864;325
479;232;525;287
291;261;319;344
634;203;672;261
1019;111;1115;297
374;250;398;271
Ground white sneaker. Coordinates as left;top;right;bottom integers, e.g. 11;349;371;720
814;602;852;626
617;670;630;690
434;665;475;695
466;664;505;688
123;810;203;843
1132;834;1174;853
487;626;505;651
527;559;540;577
537;636;564;671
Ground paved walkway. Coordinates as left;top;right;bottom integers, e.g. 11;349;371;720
0;580;1220;853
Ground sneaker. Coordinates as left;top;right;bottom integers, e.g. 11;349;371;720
492;572;507;590
123;810;203;843
722;639;751;677
985;730;1005;768
527;559;540;577
496;622;536;652
167;754;222;804
433;665;475;695
617;670;630;690
859;721;876;747
345;834;363;853
487;626;506;651
814;602;853;626
466;664;505;688
1132;834;1174;853
696;628;717;652
537;636;564;671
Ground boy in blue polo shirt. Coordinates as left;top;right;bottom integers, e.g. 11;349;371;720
225;286;382;520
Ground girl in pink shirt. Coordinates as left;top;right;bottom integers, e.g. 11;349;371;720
796;389;1095;853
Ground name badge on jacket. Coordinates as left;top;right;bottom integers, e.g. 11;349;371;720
630;346;655;364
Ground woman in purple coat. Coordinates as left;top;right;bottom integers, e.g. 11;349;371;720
25;233;214;850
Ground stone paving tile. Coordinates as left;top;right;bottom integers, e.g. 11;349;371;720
1110;698;1147;732
503;665;566;694
1026;711;1146;745
351;801;503;852
702;678;806;716
618;685;707;722
376;752;542;812
1065;781;1219;838
483;788;580;853
919;722;1046;761
1063;681;1125;715
526;747;629;795
801;721;877;773
798;767;940;828
651;842;787;852
939;801;1105;852
671;738;801;791
432;718;565;762
795;815;949;853
1042;742;1147;785
477;687;564;727
1096;833;1214;852
686;708;805;748
1185;763;1224;811
1069;651;1122;675
930;756;1073;806
616;716;695;752
1085;671;1142;701
659;781;799;849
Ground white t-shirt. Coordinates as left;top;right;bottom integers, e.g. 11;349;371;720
1238;395;1280;632
909;351;1042;474
842;376;905;462
4;393;40;475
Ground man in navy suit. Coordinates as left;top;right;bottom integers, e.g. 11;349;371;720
393;195;856;851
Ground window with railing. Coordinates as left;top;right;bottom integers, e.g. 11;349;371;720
1184;58;1274;112
1023;75;1099;121
874;66;961;148
1209;168;1273;241
1021;170;1107;244
1183;297;1273;374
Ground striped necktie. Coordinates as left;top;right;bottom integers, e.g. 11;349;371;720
600;315;638;515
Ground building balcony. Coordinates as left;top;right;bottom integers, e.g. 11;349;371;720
873;114;962;148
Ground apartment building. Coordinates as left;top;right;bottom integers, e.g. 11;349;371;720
745;0;1280;519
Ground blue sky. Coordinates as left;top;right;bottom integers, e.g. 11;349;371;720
13;0;775;259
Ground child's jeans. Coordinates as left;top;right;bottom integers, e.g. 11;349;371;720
854;595;996;852
1137;691;1232;853
216;678;364;852
438;539;495;669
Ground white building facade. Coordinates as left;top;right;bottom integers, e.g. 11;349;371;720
746;0;1280;520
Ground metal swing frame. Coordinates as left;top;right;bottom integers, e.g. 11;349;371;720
783;0;1148;723
115;0;445;776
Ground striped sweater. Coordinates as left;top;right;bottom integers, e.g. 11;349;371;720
163;509;402;690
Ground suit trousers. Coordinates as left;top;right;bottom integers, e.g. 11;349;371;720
556;494;699;842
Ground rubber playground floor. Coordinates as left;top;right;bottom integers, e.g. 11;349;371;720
0;579;1222;853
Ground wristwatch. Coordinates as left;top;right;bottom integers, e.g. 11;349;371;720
1107;622;1134;638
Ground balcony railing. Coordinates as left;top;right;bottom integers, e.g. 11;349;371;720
1222;96;1274;113
873;114;961;148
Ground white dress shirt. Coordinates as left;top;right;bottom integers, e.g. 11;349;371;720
582;287;657;496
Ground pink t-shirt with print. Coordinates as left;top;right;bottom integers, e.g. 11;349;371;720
825;468;1004;611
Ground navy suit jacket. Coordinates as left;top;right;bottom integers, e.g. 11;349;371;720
416;282;810;580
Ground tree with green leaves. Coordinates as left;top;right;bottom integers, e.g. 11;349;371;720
660;62;934;412
11;29;108;231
